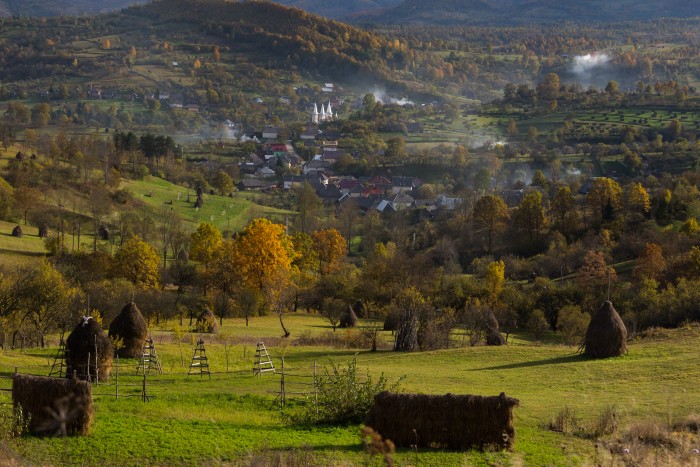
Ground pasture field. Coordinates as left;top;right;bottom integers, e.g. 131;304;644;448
123;176;294;233
1;314;700;466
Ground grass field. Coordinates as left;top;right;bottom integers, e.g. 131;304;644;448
2;314;699;466
123;176;294;233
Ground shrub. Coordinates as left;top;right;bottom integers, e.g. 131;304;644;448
291;355;402;425
548;406;580;435
557;305;590;346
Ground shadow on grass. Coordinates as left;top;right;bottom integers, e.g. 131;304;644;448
473;353;586;371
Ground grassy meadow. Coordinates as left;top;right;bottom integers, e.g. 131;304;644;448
123;176;293;233
2;314;700;466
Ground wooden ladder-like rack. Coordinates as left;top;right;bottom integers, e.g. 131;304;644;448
188;339;211;378
253;342;275;376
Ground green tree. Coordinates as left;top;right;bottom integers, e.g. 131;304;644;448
213;170;234;196
384;137;406;163
296;182;320;233
557;305;590;345
528;309;549;341
513;191;548;240
112;235;160;289
13;186;41;225
537;73;560;99
605;80;619;94
473;194;509;253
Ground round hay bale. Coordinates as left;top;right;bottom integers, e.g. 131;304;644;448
340;305;359;328
38;225;49;238
584;301;627;358
12;374;93;436
108;302;148;358
194;308;218;333
65;317;113;382
11;225;22;238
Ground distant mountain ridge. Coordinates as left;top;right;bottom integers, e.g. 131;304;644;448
272;0;402;19
0;0;144;17
358;0;700;24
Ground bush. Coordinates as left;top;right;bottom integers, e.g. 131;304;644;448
548;406;580;435
557;305;590;346
291;355;402;425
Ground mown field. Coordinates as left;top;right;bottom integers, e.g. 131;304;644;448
1;314;699;466
123;176;293;233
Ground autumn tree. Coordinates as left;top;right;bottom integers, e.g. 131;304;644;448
634;243;666;282
484;260;505;302
112;235;160;289
473;194;509;253
384;137;406;163
229;218;295;291
550;186;577;235
625;182;651;217
311;228;347;275
537;73;560;99
587;177;622;221
189;222;222;268
512;191;547;240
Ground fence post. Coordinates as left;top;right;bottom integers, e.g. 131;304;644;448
87;352;91;382
115;356;119;401
142;372;147;403
280;356;285;410
313;360;318;415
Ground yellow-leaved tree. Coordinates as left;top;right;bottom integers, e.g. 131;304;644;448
190;222;222;269
587;177;622;221
112;236;160;289
485;260;505;303
311;228;347;275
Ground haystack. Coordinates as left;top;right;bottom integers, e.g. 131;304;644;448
584;301;627;358
383;312;398;331
194;195;204;208
353;299;365;318
339;305;359;328
98;225;110;241
366;391;519;451
108;302;148;358
194;308;218;333
65;317;113;382
12;374;93;436
485;310;505;346
38;225;49;238
11;225;22;238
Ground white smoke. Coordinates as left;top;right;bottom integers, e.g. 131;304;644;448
371;88;414;106
570;53;611;78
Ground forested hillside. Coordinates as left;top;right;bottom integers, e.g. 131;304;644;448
0;0;143;17
363;0;700;25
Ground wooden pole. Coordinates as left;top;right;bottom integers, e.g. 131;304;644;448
280;356;285;409
313;360;318;415
115;356;119;401
142;372;147;402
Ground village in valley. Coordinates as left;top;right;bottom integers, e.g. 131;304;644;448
1;0;700;465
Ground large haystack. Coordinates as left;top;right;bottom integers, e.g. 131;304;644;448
12;374;93;436
65;317;113;382
339;305;359;328
11;225;22;238
584;301;627;358
485;310;505;346
366;391;519;451
108;302;148;358
194;308;218;333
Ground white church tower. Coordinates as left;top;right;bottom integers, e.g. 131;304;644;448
312;103;319;124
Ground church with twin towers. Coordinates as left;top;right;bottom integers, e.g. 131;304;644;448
311;101;336;124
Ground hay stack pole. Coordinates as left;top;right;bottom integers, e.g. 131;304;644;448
584;300;627;358
12;374;93;436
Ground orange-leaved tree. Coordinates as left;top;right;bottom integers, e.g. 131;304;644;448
311;228;347;275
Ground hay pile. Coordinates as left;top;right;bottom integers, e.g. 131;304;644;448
108;302;148;358
366;391;519;450
65;317;113;382
12;374;93;436
339;305;358;328
11;225;22;238
194;308;218;333
584;301;627;358
485;310;505;346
